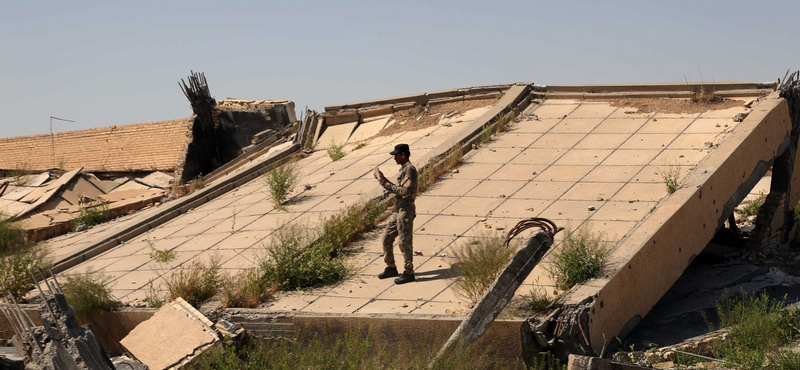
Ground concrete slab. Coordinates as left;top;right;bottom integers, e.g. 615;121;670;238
111;180;151;192
120;299;218;370
317;121;358;150
137;171;174;189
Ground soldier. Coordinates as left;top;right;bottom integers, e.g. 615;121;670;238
374;143;418;284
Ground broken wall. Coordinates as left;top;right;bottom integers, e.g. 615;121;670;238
180;99;296;183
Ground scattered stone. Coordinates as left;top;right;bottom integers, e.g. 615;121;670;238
733;112;750;122
414;251;423;256
588;206;596;211
704;142;714;148
596;197;604;201
453;169;459;174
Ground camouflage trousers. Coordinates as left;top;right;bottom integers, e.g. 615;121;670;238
382;204;415;274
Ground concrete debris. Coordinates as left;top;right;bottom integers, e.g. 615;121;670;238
135;172;174;189
120;298;243;370
1;271;114;370
733;111;750;122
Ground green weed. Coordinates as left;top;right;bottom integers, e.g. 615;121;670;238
478;124;493;144
451;229;516;303
264;163;299;211
495;111;515;134
73;201;110;230
260;200;389;292
61;269;119;321
528;352;567;370
327;141;346;161
200;326;534;370
736;192;766;219
707;291;800;370
547;226;609;291
353;140;368;150
161;256;222;308
661;164;680;194
149;245;177;263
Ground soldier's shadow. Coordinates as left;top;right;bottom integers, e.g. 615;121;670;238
413;267;457;282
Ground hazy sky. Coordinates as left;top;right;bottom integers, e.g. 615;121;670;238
2;1;798;138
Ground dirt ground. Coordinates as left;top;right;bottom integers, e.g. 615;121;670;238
374;97;499;138
602;97;746;115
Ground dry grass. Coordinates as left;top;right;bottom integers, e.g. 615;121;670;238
419;143;463;193
661;163;680;194
221;268;275;308
160;256;222;308
451;229;516;303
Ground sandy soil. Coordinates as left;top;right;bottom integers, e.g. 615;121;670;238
374;97;499;138
603;97;746;115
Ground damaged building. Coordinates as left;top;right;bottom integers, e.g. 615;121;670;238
3;73;800;368
0;72;297;242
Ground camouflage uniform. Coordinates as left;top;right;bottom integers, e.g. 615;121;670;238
382;161;418;275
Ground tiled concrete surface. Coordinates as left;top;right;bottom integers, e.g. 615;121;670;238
51;95;754;318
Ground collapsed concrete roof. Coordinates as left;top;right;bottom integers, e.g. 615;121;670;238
13;79;800;363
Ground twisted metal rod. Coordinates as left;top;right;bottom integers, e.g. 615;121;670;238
503;217;562;247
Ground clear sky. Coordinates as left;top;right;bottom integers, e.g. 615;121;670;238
2;0;798;138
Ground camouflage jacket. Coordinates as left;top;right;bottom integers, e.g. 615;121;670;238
383;161;418;207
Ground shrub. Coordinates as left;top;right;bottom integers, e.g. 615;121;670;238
260;224;349;291
547;226;609;291
451;230;516;303
162;256;222;308
318;200;387;257
0;243;51;301
73;201;110;230
221;268;274;308
264;163;299;210
61;270;119;320
0;217;23;255
708;291;800;370
327;141;346;161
